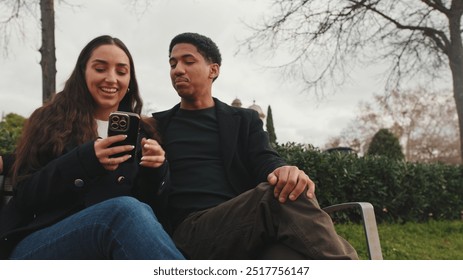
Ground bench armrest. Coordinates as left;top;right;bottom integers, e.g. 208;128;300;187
323;202;383;260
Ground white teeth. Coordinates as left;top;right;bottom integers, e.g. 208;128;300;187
101;87;117;93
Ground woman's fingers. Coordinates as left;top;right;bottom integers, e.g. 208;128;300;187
95;135;134;170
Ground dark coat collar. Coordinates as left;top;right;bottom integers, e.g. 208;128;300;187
152;97;241;170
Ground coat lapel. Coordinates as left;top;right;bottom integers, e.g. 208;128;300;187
153;99;240;171
152;103;181;137
215;98;240;171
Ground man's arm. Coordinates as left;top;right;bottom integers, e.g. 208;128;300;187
242;109;316;203
0;156;3;174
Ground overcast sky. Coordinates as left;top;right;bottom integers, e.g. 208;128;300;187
0;0;422;148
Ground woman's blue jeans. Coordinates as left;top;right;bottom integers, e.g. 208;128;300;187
10;196;184;260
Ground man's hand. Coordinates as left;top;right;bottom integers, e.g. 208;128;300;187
267;166;315;203
140;138;165;168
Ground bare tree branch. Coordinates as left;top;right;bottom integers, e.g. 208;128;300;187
0;0;37;56
350;0;450;54
327;88;460;164
239;0;463;161
421;0;450;14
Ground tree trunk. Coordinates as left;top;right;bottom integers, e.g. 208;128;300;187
447;6;463;163
39;0;56;104
450;70;463;162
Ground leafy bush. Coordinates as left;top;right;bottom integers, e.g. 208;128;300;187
367;128;404;160
0;113;25;154
276;143;463;223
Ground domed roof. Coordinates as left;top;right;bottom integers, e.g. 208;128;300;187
248;100;266;119
231;98;242;107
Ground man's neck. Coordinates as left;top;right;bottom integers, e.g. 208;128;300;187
180;96;215;110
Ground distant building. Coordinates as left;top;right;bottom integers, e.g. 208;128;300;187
231;98;266;121
248;101;266;120
231;98;242;108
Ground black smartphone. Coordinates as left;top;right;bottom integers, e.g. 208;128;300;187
107;111;140;160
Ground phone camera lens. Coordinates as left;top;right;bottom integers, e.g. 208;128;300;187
119;119;127;129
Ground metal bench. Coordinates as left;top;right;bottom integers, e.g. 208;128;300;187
323;202;383;259
0;173;382;259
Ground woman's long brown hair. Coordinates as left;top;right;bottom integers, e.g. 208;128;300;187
12;35;148;184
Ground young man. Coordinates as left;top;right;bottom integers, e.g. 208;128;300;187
152;32;358;259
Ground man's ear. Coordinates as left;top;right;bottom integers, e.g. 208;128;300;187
209;63;220;80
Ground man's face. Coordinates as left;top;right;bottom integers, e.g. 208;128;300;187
169;43;218;101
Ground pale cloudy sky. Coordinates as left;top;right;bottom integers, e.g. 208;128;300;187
0;0;411;148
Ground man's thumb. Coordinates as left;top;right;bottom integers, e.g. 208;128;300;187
267;172;277;185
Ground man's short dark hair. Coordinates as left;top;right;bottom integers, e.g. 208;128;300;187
169;32;222;66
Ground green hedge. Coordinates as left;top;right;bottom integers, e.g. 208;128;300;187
276;143;463;223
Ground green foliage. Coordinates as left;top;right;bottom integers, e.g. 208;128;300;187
266;105;277;146
336;221;463;260
276;142;463;223
367;128;404;160
0;113;25;154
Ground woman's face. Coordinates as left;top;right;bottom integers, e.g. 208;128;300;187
85;44;131;120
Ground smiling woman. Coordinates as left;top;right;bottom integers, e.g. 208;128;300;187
0;35;184;260
85;45;131;120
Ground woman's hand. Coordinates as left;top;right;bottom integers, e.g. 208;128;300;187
140;138;165;168
94;135;134;171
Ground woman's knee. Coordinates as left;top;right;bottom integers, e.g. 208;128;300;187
101;196;140;208
96;196;158;223
102;196;147;211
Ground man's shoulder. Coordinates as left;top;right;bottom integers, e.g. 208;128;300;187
152;104;180;119
214;98;259;118
152;109;170;118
